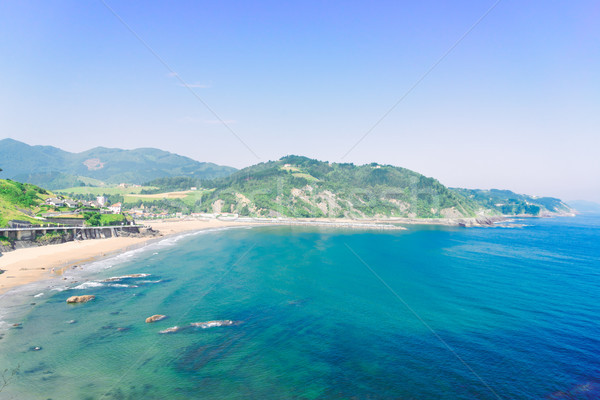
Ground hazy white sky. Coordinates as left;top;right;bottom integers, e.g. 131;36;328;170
1;1;599;201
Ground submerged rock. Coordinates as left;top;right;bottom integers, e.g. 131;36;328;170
66;295;95;304
145;314;167;323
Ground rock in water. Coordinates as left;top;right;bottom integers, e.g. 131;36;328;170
66;295;95;304
145;314;166;323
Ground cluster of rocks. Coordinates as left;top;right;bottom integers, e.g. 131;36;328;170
63;296;236;333
116;227;161;239
456;216;505;227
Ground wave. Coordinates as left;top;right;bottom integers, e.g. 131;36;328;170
159;326;182;334
101;273;151;282
190;320;236;329
158;320;239;334
109;283;138;288
71;281;105;290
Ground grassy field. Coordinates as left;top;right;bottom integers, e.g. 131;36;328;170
0;179;51;227
56;186;155;195
0;198;39;227
291;172;319;181
123;190;211;206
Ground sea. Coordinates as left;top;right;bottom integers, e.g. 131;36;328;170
0;215;598;399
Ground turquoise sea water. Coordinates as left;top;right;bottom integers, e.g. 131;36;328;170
0;216;599;399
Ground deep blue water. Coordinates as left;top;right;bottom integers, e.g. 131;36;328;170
0;216;599;399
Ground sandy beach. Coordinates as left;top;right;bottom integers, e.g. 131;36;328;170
0;219;257;295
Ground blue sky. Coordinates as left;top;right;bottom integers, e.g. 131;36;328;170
1;1;599;201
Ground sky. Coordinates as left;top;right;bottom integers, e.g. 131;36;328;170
1;0;599;202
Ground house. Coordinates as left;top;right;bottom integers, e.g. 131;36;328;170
108;202;122;214
65;200;79;208
81;200;100;209
96;196;106;206
45;198;65;207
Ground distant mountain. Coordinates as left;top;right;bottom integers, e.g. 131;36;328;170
567;200;600;214
452;188;575;216
0;138;236;189
197;155;480;218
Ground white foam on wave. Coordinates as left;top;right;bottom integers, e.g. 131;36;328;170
71;281;105;290
159;326;181;334
101;273;151;282
190;320;236;329
33;292;45;298
109;283;138;288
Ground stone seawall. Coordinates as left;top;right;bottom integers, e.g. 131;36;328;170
0;226;159;254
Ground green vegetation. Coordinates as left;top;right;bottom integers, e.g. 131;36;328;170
0;138;236;189
452;188;574;216
35;231;65;243
83;212;128;226
0;235;13;246
0;179;50;227
56;185;152;196
2;148;576;222
0;179;47;207
196;156;479;218
141;177;202;193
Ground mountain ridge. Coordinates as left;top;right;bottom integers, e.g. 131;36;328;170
0;138;237;188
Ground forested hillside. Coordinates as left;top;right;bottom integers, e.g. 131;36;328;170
0;138;236;189
197;156;479;218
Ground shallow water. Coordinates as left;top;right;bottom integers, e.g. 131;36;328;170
0;217;599;399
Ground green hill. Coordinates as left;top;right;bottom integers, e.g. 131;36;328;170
451;188;575;216
0;138;237;189
0;179;51;227
197;155;479;218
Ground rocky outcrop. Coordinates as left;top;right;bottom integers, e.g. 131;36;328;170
145;314;166;323
0;226;158;255
66;295;95;304
456;216;503;227
116;227;161;238
0;242;13;252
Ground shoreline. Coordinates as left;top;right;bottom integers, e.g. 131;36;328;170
0;219;260;295
0;217;407;295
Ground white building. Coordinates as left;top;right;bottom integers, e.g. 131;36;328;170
96;196;106;206
108;202;122;214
